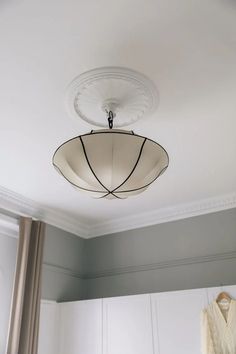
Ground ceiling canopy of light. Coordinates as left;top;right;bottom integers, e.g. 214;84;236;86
53;67;169;199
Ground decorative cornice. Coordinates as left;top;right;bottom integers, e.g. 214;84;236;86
0;185;236;238
89;192;236;237
40;208;89;238
0;185;89;238
42;251;236;281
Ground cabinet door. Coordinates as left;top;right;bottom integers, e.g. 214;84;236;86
103;294;154;354
151;289;207;354
38;301;59;354
59;299;102;354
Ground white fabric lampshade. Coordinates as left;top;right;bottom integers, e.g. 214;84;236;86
53;129;169;199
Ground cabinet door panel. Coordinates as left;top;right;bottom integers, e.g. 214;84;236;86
38;301;59;354
103;294;154;354
151;289;207;354
59;299;102;354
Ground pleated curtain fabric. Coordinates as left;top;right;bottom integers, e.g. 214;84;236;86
6;217;45;354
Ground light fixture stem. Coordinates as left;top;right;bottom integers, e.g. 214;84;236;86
107;110;114;129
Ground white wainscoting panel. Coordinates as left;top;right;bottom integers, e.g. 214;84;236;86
59;299;102;354
151;289;208;354
38;285;236;354
38;300;59;354
103;294;154;354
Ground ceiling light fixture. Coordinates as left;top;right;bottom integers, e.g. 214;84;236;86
53;67;169;199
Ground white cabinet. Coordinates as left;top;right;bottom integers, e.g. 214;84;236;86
151;289;208;354
103;294;154;354
59;299;102;354
38;301;59;354
38;285;236;354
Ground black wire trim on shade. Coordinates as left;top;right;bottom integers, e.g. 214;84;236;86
100;138;147;199
79;135;122;199
52;130;169;199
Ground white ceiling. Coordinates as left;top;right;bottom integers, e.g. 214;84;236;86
0;0;236;237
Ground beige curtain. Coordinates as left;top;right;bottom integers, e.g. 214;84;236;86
6;217;45;354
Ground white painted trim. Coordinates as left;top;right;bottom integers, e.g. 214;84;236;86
89;192;236;237
41;208;89;238
0;185;89;238
41;299;58;305
0;185;235;238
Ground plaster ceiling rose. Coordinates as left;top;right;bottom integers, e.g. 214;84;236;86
66;66;159;128
53;67;169;199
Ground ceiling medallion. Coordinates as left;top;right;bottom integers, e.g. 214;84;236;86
53;67;169;199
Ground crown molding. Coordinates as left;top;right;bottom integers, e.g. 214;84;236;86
89;192;236;237
0;185;89;238
0;185;235;239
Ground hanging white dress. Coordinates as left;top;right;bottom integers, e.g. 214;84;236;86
201;299;236;354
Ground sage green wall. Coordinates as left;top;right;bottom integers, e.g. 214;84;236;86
41;208;236;301
42;224;86;301
85;208;236;299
